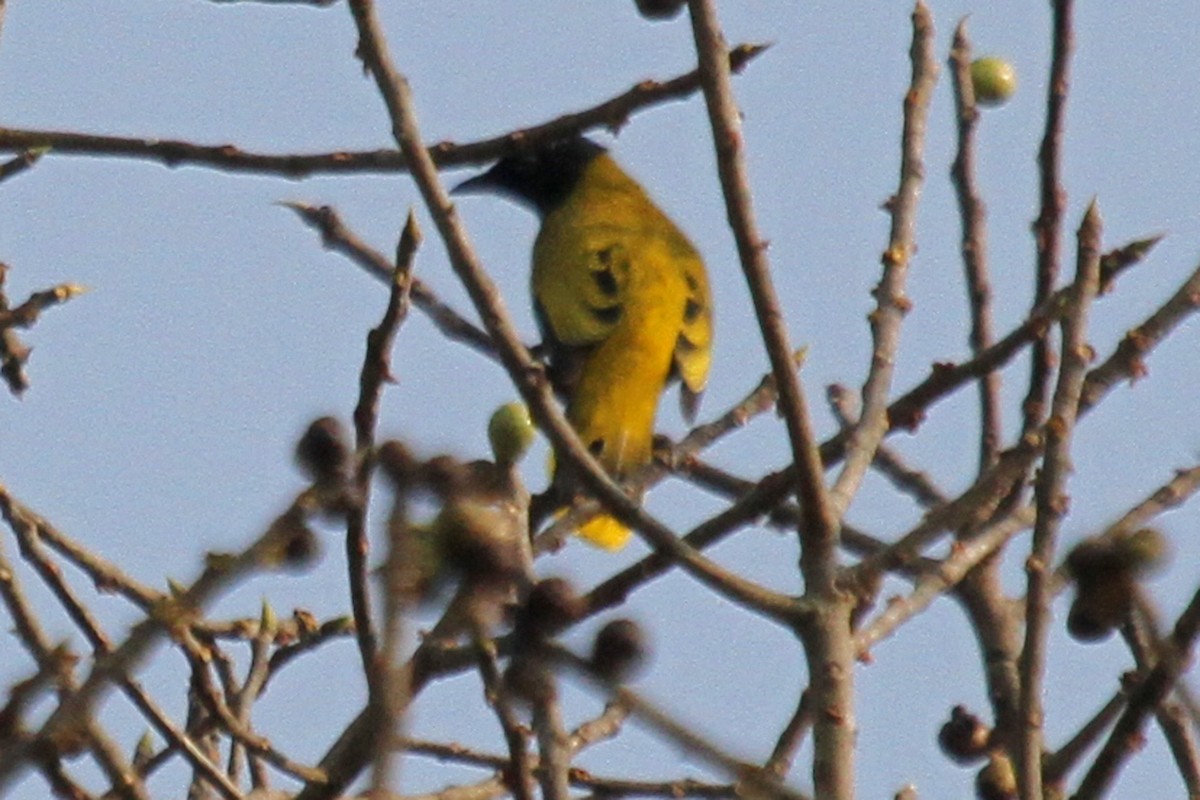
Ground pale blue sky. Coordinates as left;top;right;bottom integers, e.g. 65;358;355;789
2;3;1199;797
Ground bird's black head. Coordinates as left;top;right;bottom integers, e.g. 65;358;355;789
452;137;606;217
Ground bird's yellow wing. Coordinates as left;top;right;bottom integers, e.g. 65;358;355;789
460;145;713;551
533;236;630;354
668;236;712;422
533;219;710;548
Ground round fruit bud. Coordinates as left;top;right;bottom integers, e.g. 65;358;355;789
1065;537;1125;581
295;416;349;482
488;402;535;467
635;0;685;20
1066;598;1111;642
377;440;420;487
970;57;1017;107
590;618;649;682
938;705;991;765
1067;571;1135;643
519;577;582;638
437;500;527;583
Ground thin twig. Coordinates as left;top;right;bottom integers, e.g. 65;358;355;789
205;0;338;6
531;684;571;800
1118;607;1200;796
0;279;87;330
230;615;273;788
369;429;422;797
0;487;317;794
0;147;45;184
1022;0;1075;440
1042;690;1127;785
677;460;905;567
948;19;1003;472
953;562;1024;745
1133;594;1200;738
182;638;327;785
855;505;1035;657
568;700;631;752
0;536;151;800
553;645;811;800
942;56;1035;730
262;615;355;688
475;641;535;800
398;734;739;798
687;0;837;575
1047;464;1200;596
0;263;87;397
855;433;1042;580
830;1;936;520
0;486;235;800
1156;699;1200;797
1071;586;1200;799
282;202;495;358
862;238;1145;442
687;1;850;795
347;210;420;680
826;384;949;508
764;689;813;780
3;504;160;611
0;44;766;178
857;256;1200;582
1078;263;1200;413
1017;201;1102;800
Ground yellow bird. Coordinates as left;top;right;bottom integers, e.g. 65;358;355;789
455;136;713;549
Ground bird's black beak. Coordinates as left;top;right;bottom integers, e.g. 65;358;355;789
448;156;545;215
450;170;496;196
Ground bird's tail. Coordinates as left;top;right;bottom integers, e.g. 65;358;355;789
564;343;664;550
577;513;633;551
571;415;649;551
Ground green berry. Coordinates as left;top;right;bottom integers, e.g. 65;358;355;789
971;57;1017;107
488;401;535;466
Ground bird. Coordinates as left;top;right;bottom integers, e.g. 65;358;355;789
454;135;713;550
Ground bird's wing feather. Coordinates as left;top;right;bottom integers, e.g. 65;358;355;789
535;237;630;348
668;239;713;421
